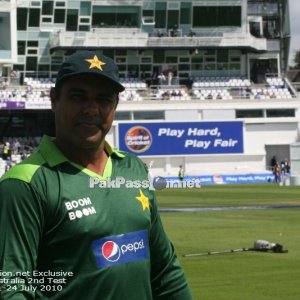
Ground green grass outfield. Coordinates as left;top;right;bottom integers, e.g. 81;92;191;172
156;184;300;300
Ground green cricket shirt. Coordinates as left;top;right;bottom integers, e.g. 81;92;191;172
0;135;192;300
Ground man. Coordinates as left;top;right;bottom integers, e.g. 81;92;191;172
157;72;166;85
178;165;185;182
0;51;193;299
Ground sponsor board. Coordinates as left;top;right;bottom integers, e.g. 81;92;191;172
0;101;26;110
162;173;274;185
118;121;244;156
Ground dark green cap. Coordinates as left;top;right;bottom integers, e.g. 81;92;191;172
55;50;125;92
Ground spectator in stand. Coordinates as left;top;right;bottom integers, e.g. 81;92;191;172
170;25;178;37
1;80;9;90
13;139;20;153
2;142;11;160
167;71;174;86
162;90;170;100
10;70;17;78
158;72;166;85
157;29;164;37
171;90;177;97
5;156;12;172
187;30;196;37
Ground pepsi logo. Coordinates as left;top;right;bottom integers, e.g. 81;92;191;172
92;230;149;268
102;241;121;262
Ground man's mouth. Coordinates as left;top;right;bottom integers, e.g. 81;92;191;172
77;117;101;127
79;122;99;129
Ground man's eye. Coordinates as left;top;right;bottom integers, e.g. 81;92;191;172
70;94;82;101
98;97;115;104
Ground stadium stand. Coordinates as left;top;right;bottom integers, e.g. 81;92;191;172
24;77;55;90
119;90;143;102
151;87;191;101
192;77;251;88
0;0;298;179
120;78;147;90
192;88;233;100
0;75;295;103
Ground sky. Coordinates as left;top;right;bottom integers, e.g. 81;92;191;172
288;0;300;66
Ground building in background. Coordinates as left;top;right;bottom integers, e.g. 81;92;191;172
0;0;298;181
0;0;291;80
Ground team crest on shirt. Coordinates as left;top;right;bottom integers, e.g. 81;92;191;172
135;189;150;211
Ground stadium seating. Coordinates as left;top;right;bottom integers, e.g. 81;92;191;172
191;76;293;100
120;78;147;90
118;78;147;101
249;77;292;99
0;76;294;102
23;77;55;89
192;89;232;100
0;89;26;101
151;88;191;101
192;77;251;89
266;77;285;87
249;87;292;100
119;90;143;101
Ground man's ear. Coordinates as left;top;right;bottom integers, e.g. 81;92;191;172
50;87;57;112
115;94;119;108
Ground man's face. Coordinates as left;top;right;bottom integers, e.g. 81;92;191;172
51;74;118;150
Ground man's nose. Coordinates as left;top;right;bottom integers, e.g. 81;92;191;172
82;97;99;115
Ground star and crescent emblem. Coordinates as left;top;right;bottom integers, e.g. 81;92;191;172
136;189;150;211
85;55;106;71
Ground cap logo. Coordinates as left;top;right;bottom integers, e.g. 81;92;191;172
85;55;106;71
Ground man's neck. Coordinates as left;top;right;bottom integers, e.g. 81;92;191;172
54;139;109;176
80;150;109;176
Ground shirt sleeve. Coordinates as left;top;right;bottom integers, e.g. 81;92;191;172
149;192;193;300
0;179;45;299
